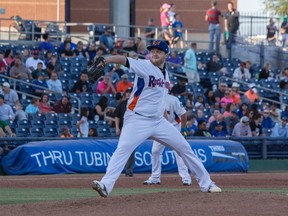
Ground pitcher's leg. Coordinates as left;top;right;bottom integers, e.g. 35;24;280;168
174;151;191;184
148;141;165;182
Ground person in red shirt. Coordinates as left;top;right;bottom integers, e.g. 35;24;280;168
116;74;133;93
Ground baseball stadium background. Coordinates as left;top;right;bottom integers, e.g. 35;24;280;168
0;0;288;215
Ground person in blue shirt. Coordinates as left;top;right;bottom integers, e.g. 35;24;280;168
172;13;184;48
270;116;288;137
261;108;274;135
211;122;227;137
32;72;49;97
39;33;55;53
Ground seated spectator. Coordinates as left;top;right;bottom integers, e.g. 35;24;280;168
2;82;19;107
259;63;273;80
0;120;16;137
94;95;109;121
53;95;72;114
109;64;125;85
194;120;211;137
250;113;265;136
270;103;281;124
25;98;39;114
237;102;249;118
72;71;91;93
204;89;216;107
47;72;63;93
214;82;227;103
25;49;46;73
233;62;251;80
185;93;194;110
116;74;133;93
0;95;14;122
278;67;288;81
194;95;205;110
31;62;49;80
207;109;220;129
4;49;15;66
170;77;188;96
74;41;89;59
167;50;182;72
261;108;274;133
205;54;227;74
0;51;8;74
224;111;239;135
77;107;89;138
86;42;97;61
21;48;31;64
32;72;49;97
211;122;227;137
38;93;52;114
9;56;31;81
123;38;137;52
96;74;116;95
270;116;288;137
232;116;252;137
209;114;228;134
39;33;55;52
196;109;205;123
230;82;241;106
185;115;197;136
49;54;63;73
59;35;77;52
223;103;235;118
220;90;234;108
88;128;98;137
46;62;55;78
243;83;259;104
61;41;76;58
14;104;28;121
60;126;74;138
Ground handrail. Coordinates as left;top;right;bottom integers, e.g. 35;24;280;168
0;74;81;112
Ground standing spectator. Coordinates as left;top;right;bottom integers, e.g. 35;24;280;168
39;33;55;52
77;107;89;138
172;13;184;48
232;116;252;137
74;41;89;59
0;51;8;74
116;74;133;93
194;120;211;137
60;126;74;138
99;27;114;54
53;95;72;114
205;0;222;54
96;74;116;95
183;42;200;83
25;98;39;114
9;56;31;81
38;93;52;114
0;95;14;122
47;72;63;93
250;113;264;137
72;71;91;93
233;62;251;80
144;18;155;45
2;82;19;107
160;3;171;30
25;50;46;73
168;3;176;26
267;18;278;46
270;116;288;137
224;1;240;47
4;49;15;67
31;73;49;97
280;18;288;47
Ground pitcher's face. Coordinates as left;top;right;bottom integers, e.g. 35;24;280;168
149;49;167;67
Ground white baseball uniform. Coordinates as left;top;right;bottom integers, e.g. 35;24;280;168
99;57;214;195
147;94;191;184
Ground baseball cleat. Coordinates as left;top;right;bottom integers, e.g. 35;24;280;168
92;180;108;198
143;179;161;185
182;180;192;186
208;183;222;193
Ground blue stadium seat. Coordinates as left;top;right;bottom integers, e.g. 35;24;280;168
15;128;30;137
29;128;43;137
45;113;59;121
29;113;46;121
43;128;59;137
57;113;72;121
17;119;31;129
30;120;45;128
97;127;111;137
58;119;72;128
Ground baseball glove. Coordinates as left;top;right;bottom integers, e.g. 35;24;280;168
87;56;106;83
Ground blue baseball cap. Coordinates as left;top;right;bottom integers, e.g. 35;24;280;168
147;40;169;53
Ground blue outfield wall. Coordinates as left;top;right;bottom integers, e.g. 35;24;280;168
2;139;249;175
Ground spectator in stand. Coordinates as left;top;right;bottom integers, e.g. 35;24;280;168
96;74;116;95
230;82;241;106
60;126;74;138
247;104;259;121
243;83;259;104
207;109;220;129
205;54;227;74
194;120;211;137
259;63;272;80
61;41;76;58
170;77;188;96
270;103;281;124
25;50;46;73
183;42;200;84
233;62;251;80
232;116;252;137
109;63;126;85
214;82;227;103
224;1;240;46
43;50;53;66
224;110;239;135
38;93;52;114
261;108;274;135
123;39;137;52
2;82;19;107
77;107;89;138
74;41;89;59
270;116;288;137
196;109;205;123
99;27;114;54
245;60;255;78
0;51;8;74
267;18;278;46
223;103;235;118
21;48;31;64
0;95;14;122
250;113;264;137
278;67;288;81
59;35;77;52
116;74;133;93
237;102;249;118
211;122;226;137
160;3;171;30
86;42;97;61
31;62;48;80
47;72;63;93
167;50;182;73
32;72;49;97
185;92;194;111
49;53;62;73
204;88;216;107
209;114;227;134
4;49;14;67
185;115;198;136
280;18;288;47
144;18;156;45
0;120;16;137
94;95;109;121
205;0;222;54
172;13;184;48
14;104;28;121
9;56;31;81
88;128;98;137
39;33;55;52
168;3;176;26
53;95;72;114
220;89;234;109
25;98;39;114
72;71;91;93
